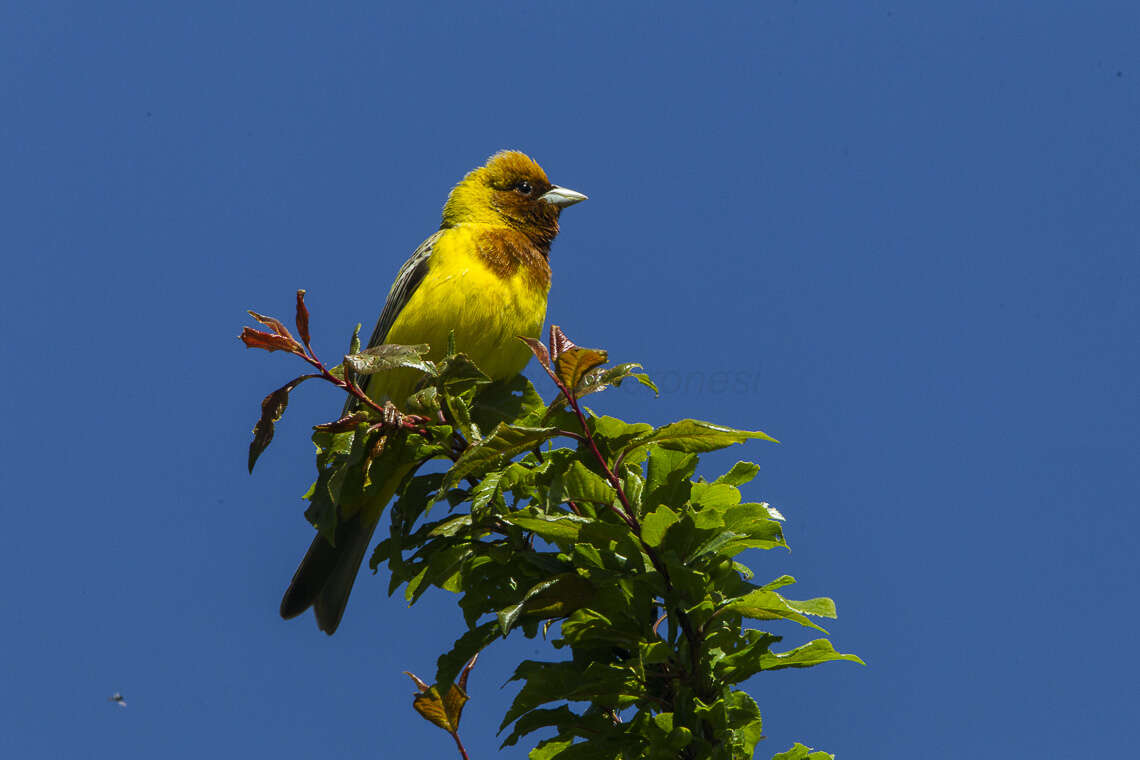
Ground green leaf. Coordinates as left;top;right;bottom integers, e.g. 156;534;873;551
529;738;573;759
570;542;606;570
435;621;500;685
771;743;836;760
633;710;692;759
312;425;359;458
444;392;481;442
561;460;615;505
723;690;765;757
619;419;778;461
331;434;374;506
435;352;493;397
427;515;472;537
500;706;579;748
501;661;643;730
714;504;787;554
684;530;745;563
471;375;545;432
556;608;618;649
714;460;761;486
644;448;697;511
575;362;659;398
500;450;574;510
402;536;497;603
343;343;434;376
521;574;595;620
689;481;742;510
536;736;636;759
619;464;644;511
590;416;654;460
724;504;784;537
760;638;865;670
469;469;505;512
640;507;680;548
504;507;590;545
776;595;836;618
762;574;797;591
309;425;380;532
498;574;595;634
301;468;338;544
384;471;444;546
664;557;713;609
713;629;782;685
719;589;831;633
348;322;362;355
649;509;727;572
577;522;645;569
441;424;560;494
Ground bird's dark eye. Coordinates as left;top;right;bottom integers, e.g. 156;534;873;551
515;180;533;196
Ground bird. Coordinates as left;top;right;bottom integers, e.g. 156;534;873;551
108;692;126;707
280;150;586;634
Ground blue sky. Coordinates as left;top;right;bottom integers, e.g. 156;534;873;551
3;2;1138;757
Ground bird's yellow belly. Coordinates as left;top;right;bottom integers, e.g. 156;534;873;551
374;236;548;405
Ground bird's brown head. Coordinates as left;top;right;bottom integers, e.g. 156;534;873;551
441;150;586;247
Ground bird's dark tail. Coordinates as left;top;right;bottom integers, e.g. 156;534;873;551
279;512;377;635
279;458;414;634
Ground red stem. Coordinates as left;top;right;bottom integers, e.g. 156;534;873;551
293;347;414;425
450;730;470;760
543;355;709;699
564;390;639;531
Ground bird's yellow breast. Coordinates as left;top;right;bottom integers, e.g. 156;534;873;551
372;224;550;405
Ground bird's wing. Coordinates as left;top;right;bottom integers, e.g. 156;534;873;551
344;231;440;412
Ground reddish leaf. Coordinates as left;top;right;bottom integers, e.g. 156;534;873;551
403;676;470;733
404;671;431;693
517;335;554;377
249;389;288;472
240;327;300;354
313;411;370;432
457;653;479;692
247;309;295;342
362;432;389;483
294;289;311;348
555;346;609;394
248;375;315;472
439;682;470;732
411;686;450;731
549;325;577;362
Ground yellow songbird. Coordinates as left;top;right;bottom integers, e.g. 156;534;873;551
280;151;586;634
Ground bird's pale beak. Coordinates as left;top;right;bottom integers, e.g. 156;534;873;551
540;186;588;208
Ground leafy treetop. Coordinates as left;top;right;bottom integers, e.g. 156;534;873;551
243;292;861;760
